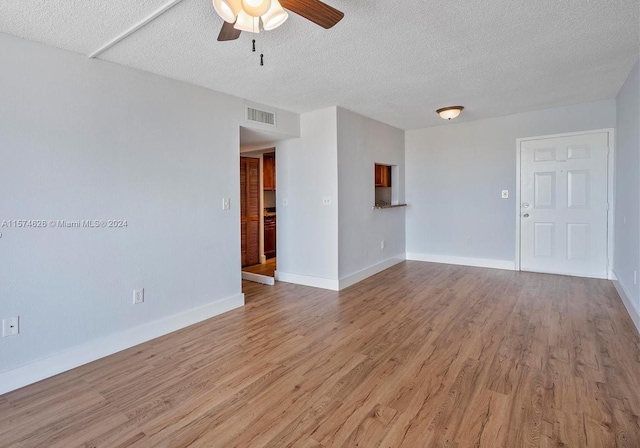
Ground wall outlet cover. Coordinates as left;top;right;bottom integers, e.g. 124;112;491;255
501;190;509;199
2;317;19;337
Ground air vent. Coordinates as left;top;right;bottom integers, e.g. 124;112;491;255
246;106;276;126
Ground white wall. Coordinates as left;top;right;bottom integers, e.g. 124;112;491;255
276;108;340;288
0;34;297;388
405;100;616;265
337;108;405;283
613;60;640;318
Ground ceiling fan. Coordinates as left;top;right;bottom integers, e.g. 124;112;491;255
213;0;344;41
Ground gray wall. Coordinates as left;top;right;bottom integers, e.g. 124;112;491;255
276;107;406;286
405;100;616;263
337;107;405;278
276;108;340;282
614;60;640;312
0;34;297;373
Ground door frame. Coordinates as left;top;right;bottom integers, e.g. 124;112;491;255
514;128;615;278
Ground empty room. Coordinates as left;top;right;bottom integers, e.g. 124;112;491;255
1;0;639;447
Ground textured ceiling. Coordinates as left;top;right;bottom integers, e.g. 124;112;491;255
1;0;638;129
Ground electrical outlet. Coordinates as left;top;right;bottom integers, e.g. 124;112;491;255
381;240;385;249
282;198;288;206
133;288;144;304
2;317;19;337
222;198;230;210
322;197;331;206
467;237;473;245
501;190;509;199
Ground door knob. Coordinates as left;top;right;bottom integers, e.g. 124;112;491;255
523;213;530;218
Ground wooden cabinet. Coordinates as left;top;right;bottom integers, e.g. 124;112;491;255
264;215;276;259
263;153;276;191
375;164;391;187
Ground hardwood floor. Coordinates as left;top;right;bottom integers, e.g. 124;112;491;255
1;262;639;447
243;258;277;278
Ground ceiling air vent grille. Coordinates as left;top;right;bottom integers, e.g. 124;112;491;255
246;107;276;126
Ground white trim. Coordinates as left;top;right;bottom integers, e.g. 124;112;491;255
0;293;244;395
517;268;607;280
406;253;516;270
338;255;406;290
274;271;339;291
88;0;184;58
517;128;617;141
515;128;615;278
242;271;275;285
606;130;616;279
612;270;640;334
515;135;522;271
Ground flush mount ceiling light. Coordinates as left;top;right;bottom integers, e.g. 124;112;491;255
213;0;344;40
436;106;464;120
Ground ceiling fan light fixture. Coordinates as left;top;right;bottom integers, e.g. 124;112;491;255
261;0;288;30
241;0;271;17
213;0;242;23
234;10;261;32
436;106;464;120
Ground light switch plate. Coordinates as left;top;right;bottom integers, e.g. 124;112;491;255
133;289;144;304
282;198;288;206
501;190;509;199
222;198;230;210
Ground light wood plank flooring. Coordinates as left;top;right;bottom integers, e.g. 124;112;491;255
1;261;639;447
243;258;277;278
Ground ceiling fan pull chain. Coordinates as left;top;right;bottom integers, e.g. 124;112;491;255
252;39;256;52
260;54;264;66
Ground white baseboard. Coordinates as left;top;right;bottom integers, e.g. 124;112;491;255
339;255;406;290
611;270;640;334
0;293;245;396
406;253;516;271
275;271;339;291
242;271;275;285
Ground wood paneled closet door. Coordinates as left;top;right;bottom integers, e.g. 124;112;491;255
240;157;260;267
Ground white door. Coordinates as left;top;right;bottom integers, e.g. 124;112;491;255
520;132;609;278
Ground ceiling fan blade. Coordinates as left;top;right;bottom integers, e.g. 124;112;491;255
218;21;242;41
281;0;344;29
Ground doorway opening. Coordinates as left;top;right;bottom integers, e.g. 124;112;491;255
239;149;276;285
239;126;287;288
